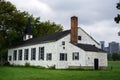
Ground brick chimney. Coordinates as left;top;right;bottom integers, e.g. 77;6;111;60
70;16;78;44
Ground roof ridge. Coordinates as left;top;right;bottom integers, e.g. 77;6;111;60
31;29;70;40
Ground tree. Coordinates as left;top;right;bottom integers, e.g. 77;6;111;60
114;0;120;35
114;1;120;23
112;53;120;61
0;0;63;64
33;20;63;37
107;54;112;61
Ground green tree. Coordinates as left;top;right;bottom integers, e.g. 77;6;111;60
33;20;63;37
107;54;112;61
0;0;63;64
114;1;120;35
112;53;120;61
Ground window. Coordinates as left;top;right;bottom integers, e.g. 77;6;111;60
60;53;67;61
18;49;22;60
9;56;12;61
78;36;81;40
31;48;36;60
38;47;44;60
13;50;17;60
46;53;52;60
72;52;79;60
62;41;65;45
24;49;29;60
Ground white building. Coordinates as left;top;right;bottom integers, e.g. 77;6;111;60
8;16;107;69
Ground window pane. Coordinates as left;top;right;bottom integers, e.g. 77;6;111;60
60;53;63;60
31;48;36;60
46;53;52;60
24;49;29;60
18;50;22;60
9;56;12;61
39;47;44;60
78;36;81;40
65;54;67;61
60;53;67;61
72;52;79;60
62;41;65;45
13;50;17;60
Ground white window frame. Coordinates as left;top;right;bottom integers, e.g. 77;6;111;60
46;53;52;61
72;52;79;60
24;49;29;60
13;50;17;61
38;47;44;60
31;48;36;60
18;49;22;60
60;53;67;61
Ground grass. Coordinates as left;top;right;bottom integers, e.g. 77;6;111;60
0;61;120;80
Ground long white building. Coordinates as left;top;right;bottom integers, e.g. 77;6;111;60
8;16;107;69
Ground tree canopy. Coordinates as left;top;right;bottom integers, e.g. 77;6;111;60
0;0;63;63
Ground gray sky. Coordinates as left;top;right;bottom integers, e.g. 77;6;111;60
6;0;120;46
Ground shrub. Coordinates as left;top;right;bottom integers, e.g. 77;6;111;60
4;62;10;66
47;65;55;69
25;62;30;67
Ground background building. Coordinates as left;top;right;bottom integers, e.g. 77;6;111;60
100;41;120;54
109;42;119;54
100;41;105;50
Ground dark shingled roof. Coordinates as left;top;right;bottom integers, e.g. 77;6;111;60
11;30;70;48
10;27;101;51
75;43;106;52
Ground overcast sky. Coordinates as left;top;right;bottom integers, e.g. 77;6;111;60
6;0;120;46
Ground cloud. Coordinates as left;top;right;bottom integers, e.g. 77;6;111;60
80;20;120;46
40;0;117;24
5;0;120;44
7;0;117;26
6;0;54;20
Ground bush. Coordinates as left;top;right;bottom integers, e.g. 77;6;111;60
47;65;55;69
25;62;30;67
4;62;10;66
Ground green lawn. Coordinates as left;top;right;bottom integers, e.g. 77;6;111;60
0;61;120;80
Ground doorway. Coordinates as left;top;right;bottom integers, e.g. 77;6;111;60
94;58;99;70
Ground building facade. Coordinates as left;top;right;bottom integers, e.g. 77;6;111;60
8;16;107;69
109;42;119;54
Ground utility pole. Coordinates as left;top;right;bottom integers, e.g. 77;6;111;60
114;0;120;35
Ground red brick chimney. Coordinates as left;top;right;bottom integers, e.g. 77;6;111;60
70;16;78;44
